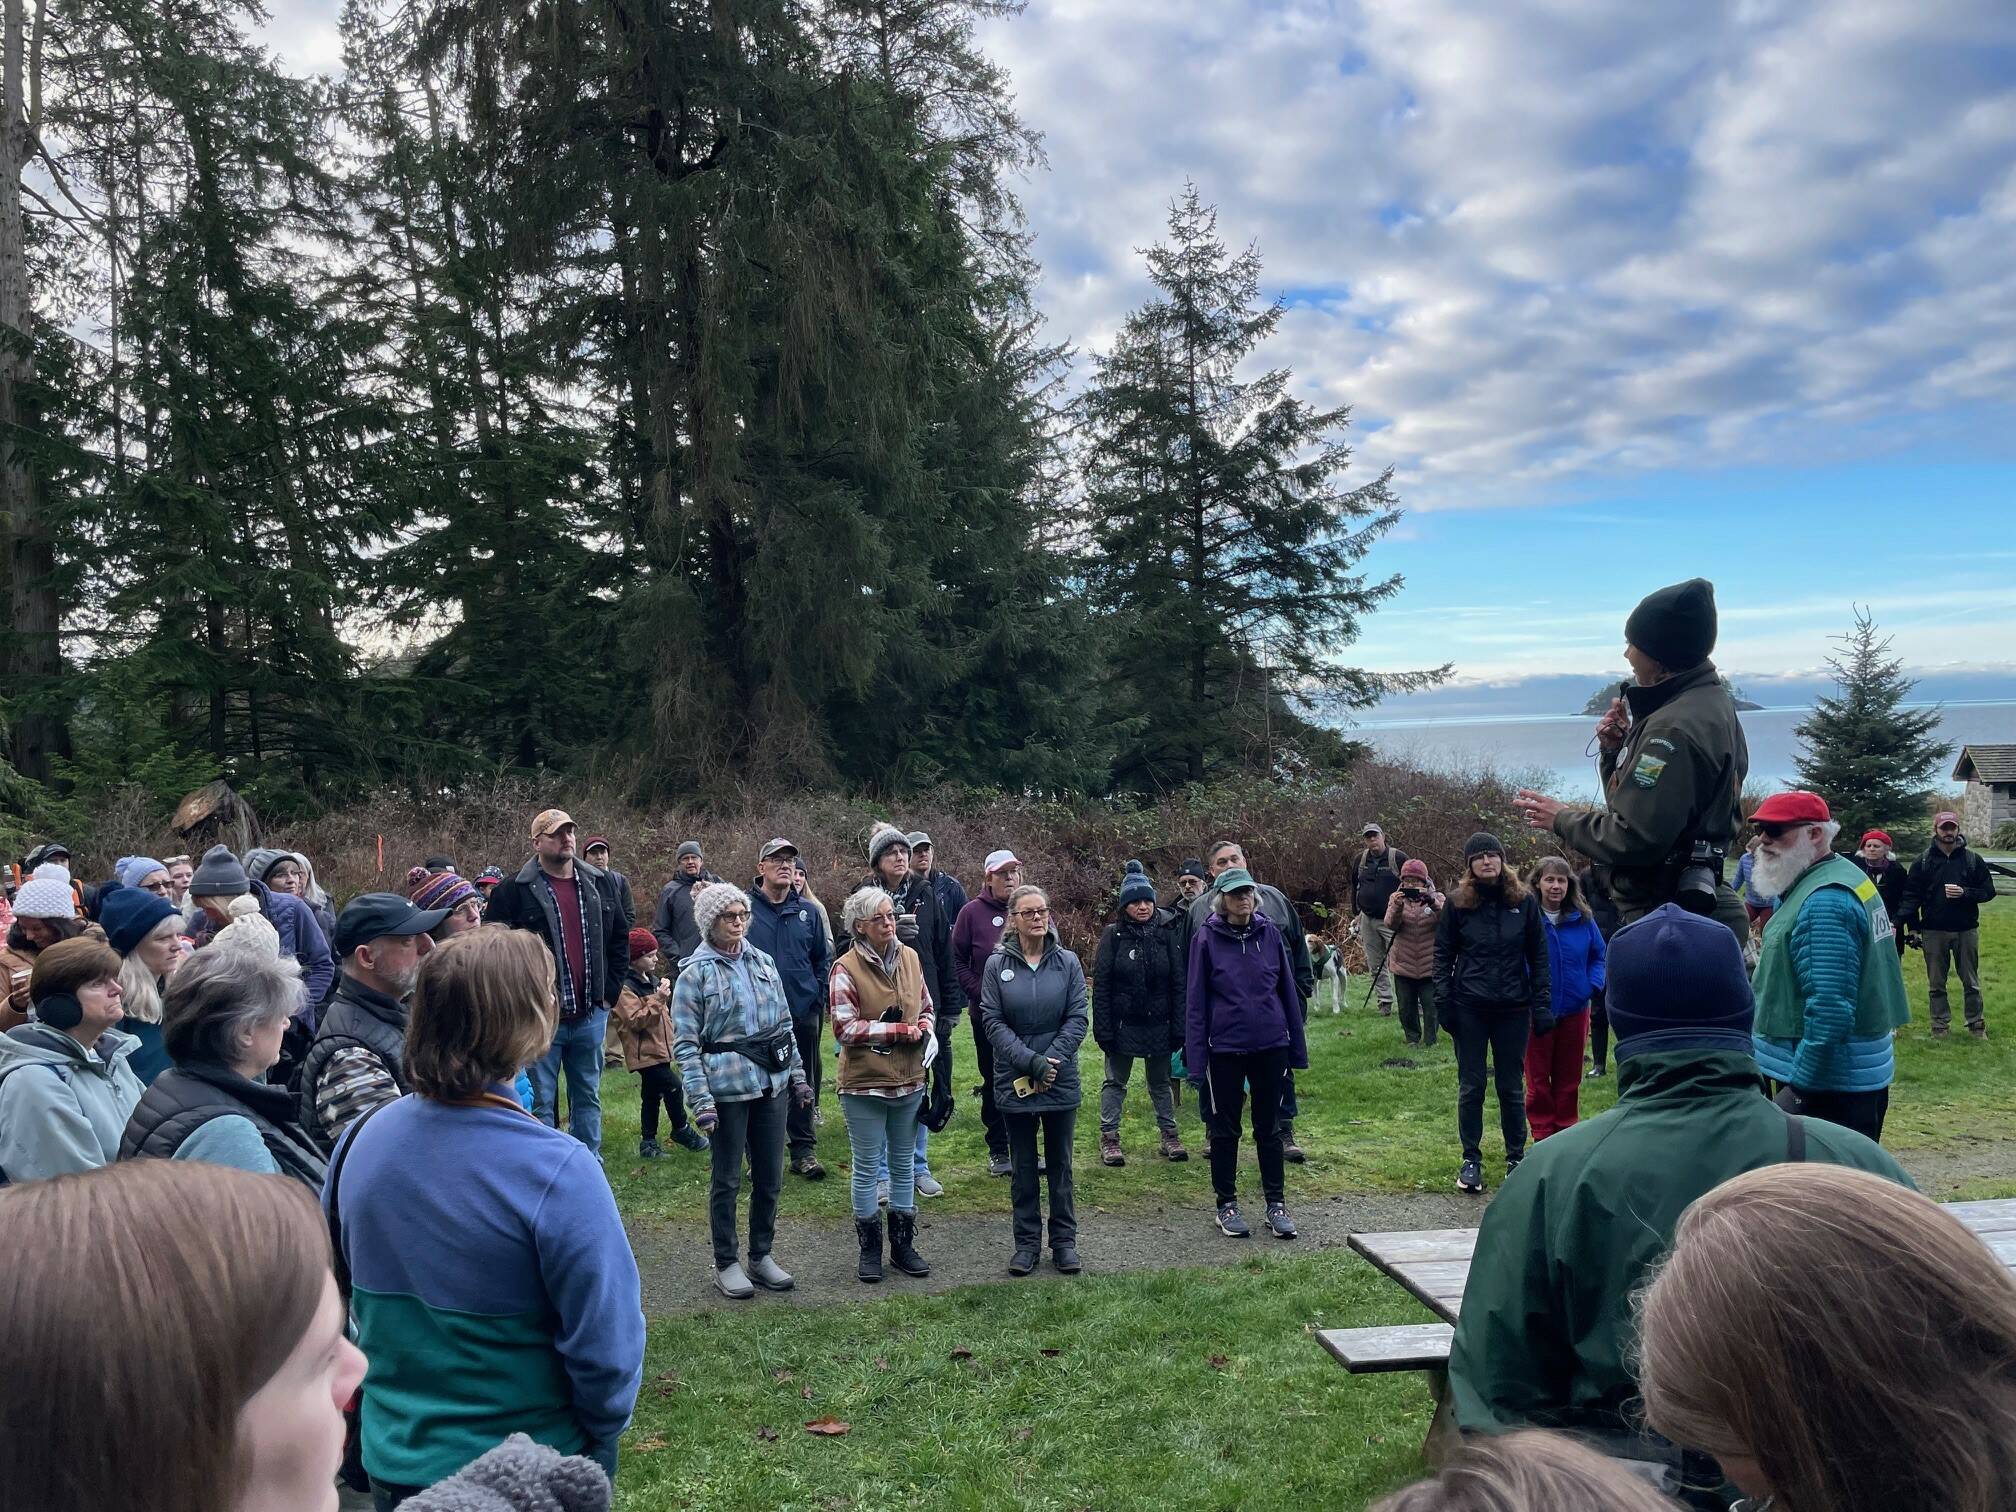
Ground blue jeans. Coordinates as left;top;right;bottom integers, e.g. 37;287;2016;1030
874;1120;930;1182
530;1008;608;1153
843;1091;924;1218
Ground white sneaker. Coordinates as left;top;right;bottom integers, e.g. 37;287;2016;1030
915;1172;944;1198
715;1262;754;1299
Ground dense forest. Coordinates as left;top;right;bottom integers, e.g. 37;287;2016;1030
1;0;1435;841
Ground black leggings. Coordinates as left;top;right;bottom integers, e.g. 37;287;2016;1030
1589;986;1610;1071
1203;1045;1290;1207
638;1062;687;1142
1453;1000;1529;1163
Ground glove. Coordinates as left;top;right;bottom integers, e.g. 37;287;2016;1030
896;913;921;945
791;1080;815;1109
695;1107;719;1133
1531;1006;1556;1036
920;1031;940;1070
1436;997;1455;1034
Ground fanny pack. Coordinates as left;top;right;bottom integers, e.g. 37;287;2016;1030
703;1027;795;1073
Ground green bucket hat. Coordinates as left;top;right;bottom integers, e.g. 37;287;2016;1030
1212;867;1257;894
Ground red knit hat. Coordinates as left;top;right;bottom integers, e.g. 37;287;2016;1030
1861;829;1892;848
1750;791;1830;825
627;928;659;962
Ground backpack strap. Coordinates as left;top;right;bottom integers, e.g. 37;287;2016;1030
1783;1109;1807;1163
325;1097;392;1298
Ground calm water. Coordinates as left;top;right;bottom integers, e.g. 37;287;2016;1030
1356;700;2016;799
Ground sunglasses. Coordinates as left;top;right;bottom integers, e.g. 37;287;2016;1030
1752;822;1808;840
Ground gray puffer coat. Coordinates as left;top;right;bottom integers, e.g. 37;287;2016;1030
979;931;1089;1114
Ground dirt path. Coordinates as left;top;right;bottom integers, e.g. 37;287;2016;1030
629;1145;2016;1318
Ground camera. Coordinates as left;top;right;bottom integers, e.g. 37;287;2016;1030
1674;840;1726;917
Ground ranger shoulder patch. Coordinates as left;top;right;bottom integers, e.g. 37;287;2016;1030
1630;753;1668;789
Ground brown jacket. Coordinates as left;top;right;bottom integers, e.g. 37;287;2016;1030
613;976;673;1071
0;941;35;1032
1382;887;1445;981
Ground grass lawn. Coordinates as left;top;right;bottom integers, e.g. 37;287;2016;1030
606;898;2013;1508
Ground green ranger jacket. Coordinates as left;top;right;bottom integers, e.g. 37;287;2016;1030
1553;661;1749;923
1449;1049;1912;1440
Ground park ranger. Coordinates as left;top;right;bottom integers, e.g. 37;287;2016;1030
1513;578;1750;944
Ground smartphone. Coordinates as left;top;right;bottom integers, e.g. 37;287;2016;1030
1012;1075;1036;1098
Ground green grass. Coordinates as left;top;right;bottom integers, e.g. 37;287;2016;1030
613;1249;1436;1511
604;900;2014;1508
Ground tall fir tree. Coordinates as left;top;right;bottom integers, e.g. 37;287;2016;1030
1080;184;1438;792
1793;609;1951;845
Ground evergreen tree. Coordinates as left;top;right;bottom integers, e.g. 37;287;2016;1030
1080;184;1437;792
1793;609;1951;844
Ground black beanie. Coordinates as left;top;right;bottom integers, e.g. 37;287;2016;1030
1463;832;1503;859
1625;578;1717;669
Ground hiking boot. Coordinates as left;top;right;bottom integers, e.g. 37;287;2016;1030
638;1138;663;1160
1457;1159;1484;1194
1051;1243;1082;1274
1970;1023;1989;1040
915;1171;944;1198
747;1255;794;1291
714;1262;755;1300
672;1124;710;1152
1216;1201;1252;1238
1265;1202;1298;1240
987;1152;1012;1177
1281;1126;1307;1164
1159;1131;1189;1162
888;1210;930;1277
1100;1131;1125;1167
1932;1026;1952;1038
855;1216;884;1283
1008;1248;1039;1277
790;1152;826;1181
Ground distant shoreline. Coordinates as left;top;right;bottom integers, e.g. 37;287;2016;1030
1355;696;2016;733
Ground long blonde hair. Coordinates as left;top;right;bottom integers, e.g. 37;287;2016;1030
1637;1165;2016;1512
1372;1430;1681;1511
114;914;183;1025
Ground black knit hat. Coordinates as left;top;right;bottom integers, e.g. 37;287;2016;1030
1463;832;1504;859
1625;578;1718;670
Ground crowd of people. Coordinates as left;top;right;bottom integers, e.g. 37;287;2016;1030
0;580;2006;1509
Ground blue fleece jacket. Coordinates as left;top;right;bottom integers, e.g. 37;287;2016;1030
326;1092;644;1489
1184;908;1309;1087
1753;887;1897;1093
1541;909;1606;1018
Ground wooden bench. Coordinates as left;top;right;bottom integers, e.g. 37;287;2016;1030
1328;1199;2016;1465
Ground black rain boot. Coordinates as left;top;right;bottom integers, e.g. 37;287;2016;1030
855;1215;884;1283
888;1209;931;1277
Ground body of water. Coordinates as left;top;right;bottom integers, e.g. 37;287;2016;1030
1356;700;2016;799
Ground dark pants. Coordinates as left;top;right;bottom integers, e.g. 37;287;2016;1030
1394;974;1437;1046
787;1010;822;1158
1589;986;1610;1071
1203;1045;1290;1207
972;1012;1008;1158
1005;1108;1077;1252
708;1090;787;1267
1774;1083;1890;1144
1277;990;1310;1125
1453;1000;1529;1163
637;1062;688;1143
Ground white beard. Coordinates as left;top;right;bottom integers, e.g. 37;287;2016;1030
1751;839;1824;900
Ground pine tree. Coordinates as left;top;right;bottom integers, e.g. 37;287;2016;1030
1080;184;1438;792
1792;610;1951;844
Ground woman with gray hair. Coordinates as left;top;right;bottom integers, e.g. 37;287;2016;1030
118;928;328;1187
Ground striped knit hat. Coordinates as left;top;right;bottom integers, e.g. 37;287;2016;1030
410;869;479;915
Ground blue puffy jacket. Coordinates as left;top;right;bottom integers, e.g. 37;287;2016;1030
1541;908;1606;1019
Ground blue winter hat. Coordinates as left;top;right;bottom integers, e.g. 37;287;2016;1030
118;855;168;889
1606;903;1755;1061
100;885;180;957
1118;860;1156;909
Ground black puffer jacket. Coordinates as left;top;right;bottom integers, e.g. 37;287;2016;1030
1092;909;1185;1058
1849;852;1910;931
1903;839;1997;933
1434;877;1551;1017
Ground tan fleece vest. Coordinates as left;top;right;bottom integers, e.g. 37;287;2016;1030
835;944;927;1093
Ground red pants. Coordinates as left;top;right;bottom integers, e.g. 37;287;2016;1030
1524;1009;1589;1141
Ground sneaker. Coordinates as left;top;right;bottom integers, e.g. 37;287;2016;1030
1051;1243;1082;1274
672;1124;710;1152
876;1178;890;1207
1504;1154;1524;1179
1216;1201;1252;1238
987;1152;1012;1177
714;1262;755;1300
790;1153;827;1181
1970;1024;1989;1040
1457;1159;1484;1194
915;1172;944;1198
1159;1132;1189;1162
1932;1027;1952;1038
1100;1132;1125;1167
1587;1065;1607;1079
1008;1249;1039;1277
1265;1202;1298;1240
1281;1126;1307;1164
747;1255;794;1291
638;1138;663;1160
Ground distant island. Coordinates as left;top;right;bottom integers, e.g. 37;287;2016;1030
1580;675;1763;714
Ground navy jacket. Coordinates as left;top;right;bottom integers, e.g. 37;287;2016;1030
745;883;831;1024
190;879;334;1017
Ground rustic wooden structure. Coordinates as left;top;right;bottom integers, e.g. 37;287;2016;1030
169;780;262;855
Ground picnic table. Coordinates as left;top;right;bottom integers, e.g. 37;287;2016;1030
1320;1197;2016;1462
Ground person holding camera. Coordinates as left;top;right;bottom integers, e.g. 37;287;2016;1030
1513;578;1750;945
1352;824;1408;1017
1903;811;1997;1039
671;882;814;1300
830;886;937;1284
1382;859;1443;1048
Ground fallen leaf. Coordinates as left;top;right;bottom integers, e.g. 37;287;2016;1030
772;1368;796;1382
1013;1426;1033;1442
756;1426;780;1443
1208;1353;1229;1370
1039;1348;1060;1358
804;1417;852;1436
800;1385;815;1400
949;1348;974;1361
627;1166;645;1177
874;1356;889;1371
631;1435;668;1453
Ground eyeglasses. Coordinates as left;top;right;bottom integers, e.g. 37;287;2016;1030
1012;906;1050;919
864;911;898;925
716;908;751;923
161;855;191;867
140;880;173;896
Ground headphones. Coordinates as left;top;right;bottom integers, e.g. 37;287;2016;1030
34;992;84;1031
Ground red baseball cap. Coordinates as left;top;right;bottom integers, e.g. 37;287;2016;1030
1934;810;1961;828
1750;791;1831;825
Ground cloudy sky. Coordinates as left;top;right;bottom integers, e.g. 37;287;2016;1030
263;0;2016;688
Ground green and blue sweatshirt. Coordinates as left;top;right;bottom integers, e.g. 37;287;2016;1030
325;1092;644;1489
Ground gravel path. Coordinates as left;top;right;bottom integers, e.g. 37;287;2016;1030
629;1143;2016;1318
